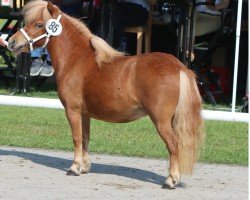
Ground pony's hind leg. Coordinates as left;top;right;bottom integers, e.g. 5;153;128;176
65;109;85;176
152;117;180;189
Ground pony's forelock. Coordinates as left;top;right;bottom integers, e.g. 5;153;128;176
22;0;52;23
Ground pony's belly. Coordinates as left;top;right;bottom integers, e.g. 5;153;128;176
87;105;147;123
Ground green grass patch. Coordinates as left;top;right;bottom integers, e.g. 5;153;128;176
0;105;248;165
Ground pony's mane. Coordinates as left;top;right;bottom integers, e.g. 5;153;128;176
22;0;124;67
90;36;124;67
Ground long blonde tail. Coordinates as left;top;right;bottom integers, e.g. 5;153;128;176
172;69;205;175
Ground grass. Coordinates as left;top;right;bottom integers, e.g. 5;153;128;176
0;105;248;166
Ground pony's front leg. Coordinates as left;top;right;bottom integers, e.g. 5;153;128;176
81;116;91;173
65;109;85;176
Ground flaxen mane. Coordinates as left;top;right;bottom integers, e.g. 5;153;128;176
90;36;124;67
22;0;124;67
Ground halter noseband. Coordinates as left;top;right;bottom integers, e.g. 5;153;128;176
20;14;62;51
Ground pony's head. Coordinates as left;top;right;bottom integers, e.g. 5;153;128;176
8;0;124;66
8;0;60;54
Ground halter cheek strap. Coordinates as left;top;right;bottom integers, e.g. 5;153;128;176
20;14;61;51
20;29;49;51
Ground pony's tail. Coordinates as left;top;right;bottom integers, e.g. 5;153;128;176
172;69;205;175
90;36;124;67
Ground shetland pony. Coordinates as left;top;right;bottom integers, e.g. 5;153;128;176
8;0;204;189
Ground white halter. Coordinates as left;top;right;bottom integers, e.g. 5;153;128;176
20;14;62;51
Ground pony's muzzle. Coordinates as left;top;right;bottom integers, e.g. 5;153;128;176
8;38;16;49
7;35;27;54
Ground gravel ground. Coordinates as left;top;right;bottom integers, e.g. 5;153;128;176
0;146;248;200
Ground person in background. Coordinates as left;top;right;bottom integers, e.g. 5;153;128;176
113;0;150;52
189;0;230;60
30;48;54;77
194;0;230;39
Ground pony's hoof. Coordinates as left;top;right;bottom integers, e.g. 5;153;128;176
66;169;80;176
81;170;89;174
162;176;177;189
161;183;176;190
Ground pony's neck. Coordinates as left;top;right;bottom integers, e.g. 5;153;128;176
46;14;95;74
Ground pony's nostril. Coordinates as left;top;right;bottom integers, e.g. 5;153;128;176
9;39;16;47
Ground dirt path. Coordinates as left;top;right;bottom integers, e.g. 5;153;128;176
0;146;247;200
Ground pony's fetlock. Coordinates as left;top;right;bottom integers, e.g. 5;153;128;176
170;171;180;185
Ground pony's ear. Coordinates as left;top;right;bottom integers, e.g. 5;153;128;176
47;1;54;15
47;1;60;17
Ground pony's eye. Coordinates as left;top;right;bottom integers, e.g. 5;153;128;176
35;23;43;28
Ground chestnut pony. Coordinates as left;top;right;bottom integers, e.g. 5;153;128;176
8;1;204;189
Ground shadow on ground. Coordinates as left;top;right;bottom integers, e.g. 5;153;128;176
0;149;166;186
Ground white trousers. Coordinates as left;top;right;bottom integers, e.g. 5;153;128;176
194;12;221;37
